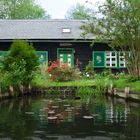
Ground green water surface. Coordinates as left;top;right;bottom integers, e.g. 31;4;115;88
0;95;139;140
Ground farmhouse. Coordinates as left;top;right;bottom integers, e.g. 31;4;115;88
0;19;126;70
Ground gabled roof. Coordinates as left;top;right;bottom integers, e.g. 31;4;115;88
0;19;94;40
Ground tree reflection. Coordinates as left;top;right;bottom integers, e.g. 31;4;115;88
0;96;139;139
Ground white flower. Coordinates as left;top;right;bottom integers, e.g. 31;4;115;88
86;73;90;77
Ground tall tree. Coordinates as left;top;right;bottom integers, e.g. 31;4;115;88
82;0;140;78
0;0;50;19
65;3;93;20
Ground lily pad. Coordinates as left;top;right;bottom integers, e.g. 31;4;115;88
65;108;72;112
48;116;57;120
25;112;34;115
83;116;93;119
52;106;59;109
48;111;55;114
64;104;70;107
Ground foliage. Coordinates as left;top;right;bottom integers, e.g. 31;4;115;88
33;70;140;93
126;75;140;82
108;76;140;93
65;3;93;19
76;79;105;99
94;79;105;95
76;86;95;95
39;63;49;79
81;0;140;78
85;61;95;78
32;74;96;88
101;69;112;77
1;40;39;93
76;86;95;100
0;0;50;19
0;60;26;93
47;60;80;82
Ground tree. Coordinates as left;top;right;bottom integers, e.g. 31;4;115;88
1;40;39;94
0;0;50;19
65;3;93;20
81;0;140;78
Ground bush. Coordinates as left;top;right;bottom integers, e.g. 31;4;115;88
85;61;95;78
126;75;140;82
47;60;80;82
1;40;39;92
101;69;112;77
0;60;26;93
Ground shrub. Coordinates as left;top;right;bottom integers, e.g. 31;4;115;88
85;61;95;78
126;75;140;82
0;60;26;93
101;69;112;77
47;60;80;82
77;86;94;95
1;40;39;93
39;63;49;79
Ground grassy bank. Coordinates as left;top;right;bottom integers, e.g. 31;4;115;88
113;78;140;93
32;74;140;94
32;75;96;88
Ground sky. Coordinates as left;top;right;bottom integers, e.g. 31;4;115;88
36;0;105;19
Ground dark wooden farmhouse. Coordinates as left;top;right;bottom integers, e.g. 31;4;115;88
0;19;126;71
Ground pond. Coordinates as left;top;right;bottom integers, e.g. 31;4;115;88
0;94;140;140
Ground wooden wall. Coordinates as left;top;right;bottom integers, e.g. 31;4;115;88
0;40;113;70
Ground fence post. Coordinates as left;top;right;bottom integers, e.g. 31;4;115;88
125;86;130;98
110;83;114;96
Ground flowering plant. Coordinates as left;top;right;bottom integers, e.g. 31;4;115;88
47;60;80;81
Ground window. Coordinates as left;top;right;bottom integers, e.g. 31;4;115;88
106;51;117;67
93;51;127;68
119;52;126;68
62;28;71;33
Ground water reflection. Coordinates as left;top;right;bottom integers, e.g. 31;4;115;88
0;96;139;140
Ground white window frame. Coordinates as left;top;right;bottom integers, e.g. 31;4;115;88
119;52;126;68
106;51;117;67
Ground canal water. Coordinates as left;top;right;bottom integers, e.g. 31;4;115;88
0;95;140;140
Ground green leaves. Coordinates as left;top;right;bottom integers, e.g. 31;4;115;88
82;0;140;78
65;3;94;20
0;0;50;19
1;40;39;92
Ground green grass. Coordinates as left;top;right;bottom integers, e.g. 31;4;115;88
32;75;96;88
32;74;140;94
113;78;128;89
125;81;140;93
108;78;140;93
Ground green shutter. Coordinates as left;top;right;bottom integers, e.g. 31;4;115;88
93;51;105;68
0;51;7;59
57;48;74;68
0;51;7;66
37;51;48;64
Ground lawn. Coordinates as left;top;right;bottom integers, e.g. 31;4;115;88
32;74;140;93
113;78;140;93
32;75;96;88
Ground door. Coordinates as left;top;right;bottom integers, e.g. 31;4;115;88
57;48;74;68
